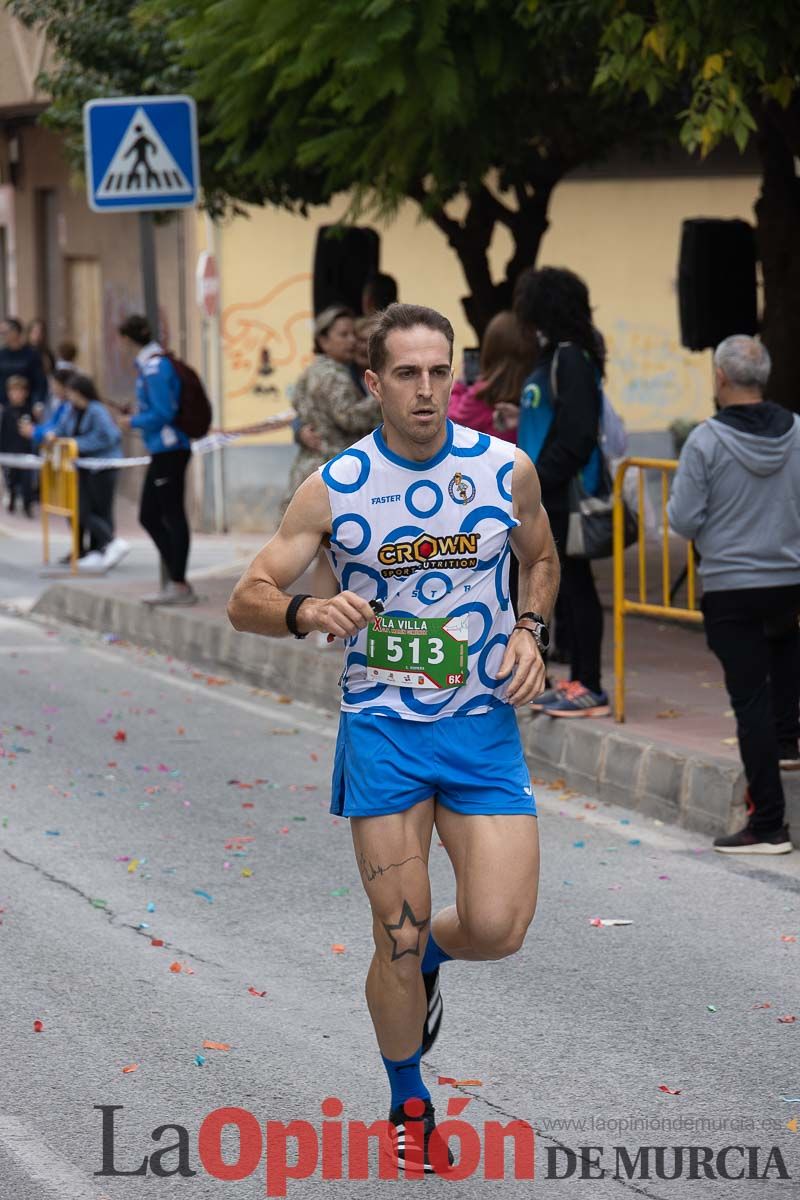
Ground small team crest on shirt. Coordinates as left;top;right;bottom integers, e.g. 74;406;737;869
448;471;476;505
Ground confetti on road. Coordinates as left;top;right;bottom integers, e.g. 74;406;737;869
122;1064;138;1074
33;1020;43;1033
707;1005;717;1013
753;1002;772;1009
778;1016;797;1024
590;918;633;927
146;902;156;913
781;936;797;943
202;1041;231;1051
658;1085;682;1095
331;887;349;897
195;1055;206;1067
151;938;165;947
241;868;252;878
332;944;346;954
45;830;60;836
91;898;108;909
573;840;585;848
114;730;127;742
248;987;267;997
193;889;213;902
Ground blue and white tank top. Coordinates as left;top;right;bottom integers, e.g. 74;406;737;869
320;420;519;721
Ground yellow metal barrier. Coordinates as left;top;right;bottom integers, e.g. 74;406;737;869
40;438;80;573
612;457;702;723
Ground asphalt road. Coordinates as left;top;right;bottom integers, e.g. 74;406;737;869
0;609;798;1200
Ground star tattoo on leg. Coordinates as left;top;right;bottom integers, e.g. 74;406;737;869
382;899;430;962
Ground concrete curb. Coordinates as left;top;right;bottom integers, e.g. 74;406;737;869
32;583;798;840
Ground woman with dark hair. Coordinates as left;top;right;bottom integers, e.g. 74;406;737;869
448;310;535;442
44;373;129;573
510;265;609;717
26;317;55;378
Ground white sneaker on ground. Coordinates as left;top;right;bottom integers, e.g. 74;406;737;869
102;538;130;570
77;551;107;573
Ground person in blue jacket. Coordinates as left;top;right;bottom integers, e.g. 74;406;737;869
117;314;195;606
42;373;130;573
26;367;72;450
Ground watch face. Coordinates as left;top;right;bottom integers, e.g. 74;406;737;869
535;623;550;650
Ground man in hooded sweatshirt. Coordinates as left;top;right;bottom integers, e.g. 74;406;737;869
668;335;800;854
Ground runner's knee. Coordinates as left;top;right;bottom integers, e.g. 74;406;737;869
463;909;533;959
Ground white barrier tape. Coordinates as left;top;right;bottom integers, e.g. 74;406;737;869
0;413;295;472
0;453;43;469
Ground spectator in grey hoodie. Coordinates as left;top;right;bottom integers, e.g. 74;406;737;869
668;335;800;856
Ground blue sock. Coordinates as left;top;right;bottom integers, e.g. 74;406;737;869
421;930;452;975
381;1044;431;1112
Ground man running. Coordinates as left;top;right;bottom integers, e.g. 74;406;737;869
228;303;559;1169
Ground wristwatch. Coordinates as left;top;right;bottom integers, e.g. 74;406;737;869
515;610;550;654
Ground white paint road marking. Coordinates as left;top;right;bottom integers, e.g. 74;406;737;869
0;1114;105;1200
84;643;338;739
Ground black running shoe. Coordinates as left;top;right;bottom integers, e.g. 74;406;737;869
713;824;793;855
421;967;443;1056
387;1099;453;1173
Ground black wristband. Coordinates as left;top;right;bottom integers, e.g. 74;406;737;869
285;593;312;639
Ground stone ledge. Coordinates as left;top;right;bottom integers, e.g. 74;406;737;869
32;583;798;843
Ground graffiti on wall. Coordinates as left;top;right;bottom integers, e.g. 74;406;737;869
220;273;313;406
605;318;711;430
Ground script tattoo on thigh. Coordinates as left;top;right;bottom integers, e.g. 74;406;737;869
358;851;425;884
382;899;430;962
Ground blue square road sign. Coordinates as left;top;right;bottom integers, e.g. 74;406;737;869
83;95;200;213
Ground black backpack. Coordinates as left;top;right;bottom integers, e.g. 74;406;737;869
166;353;213;439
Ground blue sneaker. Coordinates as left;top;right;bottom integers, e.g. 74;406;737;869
529;680;568;711
544;681;610;718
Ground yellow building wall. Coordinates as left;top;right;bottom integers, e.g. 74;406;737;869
215;170;760;443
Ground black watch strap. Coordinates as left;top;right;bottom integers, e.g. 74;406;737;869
517;611;547;625
286;593;312;639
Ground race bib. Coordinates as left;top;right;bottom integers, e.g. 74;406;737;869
366;613;469;689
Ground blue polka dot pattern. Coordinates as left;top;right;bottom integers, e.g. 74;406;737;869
341;563;388;603
321;448;371;493
477;634;510;689
451;431;490;458
405;480;443;519
413;572;453;606
331;513;371;555
496;460;513;502
321;423;519;721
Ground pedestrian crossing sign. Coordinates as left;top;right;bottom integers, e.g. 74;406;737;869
83;95;199;213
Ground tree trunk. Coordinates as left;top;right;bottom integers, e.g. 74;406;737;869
417;179;557;341
755;102;800;413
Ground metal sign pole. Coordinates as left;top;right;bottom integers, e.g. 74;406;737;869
139;212;159;339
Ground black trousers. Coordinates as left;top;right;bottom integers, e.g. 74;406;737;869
139;449;191;583
78;469;116;552
4;466;35;507
702;585;800;834
549;509;604;694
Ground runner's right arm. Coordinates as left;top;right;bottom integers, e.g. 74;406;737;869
227;471;376;639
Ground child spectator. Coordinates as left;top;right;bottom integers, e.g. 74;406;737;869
44;373;129;573
0;375;35;516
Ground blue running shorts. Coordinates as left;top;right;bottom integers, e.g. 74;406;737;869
330;704;537;819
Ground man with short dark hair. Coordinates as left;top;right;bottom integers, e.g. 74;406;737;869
668;334;800;854
0;317;47;410
117;315;195;605
362;272;399;315
229;302;558;1169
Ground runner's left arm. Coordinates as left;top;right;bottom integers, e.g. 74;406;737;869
498;450;560;705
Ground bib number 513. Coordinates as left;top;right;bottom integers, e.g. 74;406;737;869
385;635;444;666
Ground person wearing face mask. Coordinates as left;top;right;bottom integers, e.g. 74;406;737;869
284;306;382;505
43;373;129;573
